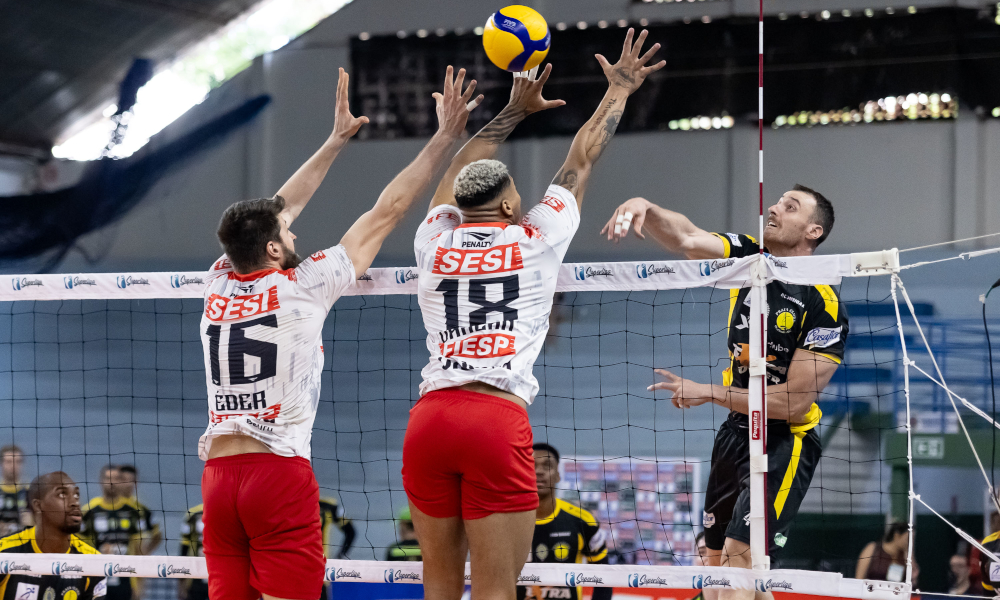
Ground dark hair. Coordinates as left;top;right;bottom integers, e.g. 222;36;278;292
217;196;286;273
532;443;560;463
793;184;834;247
695;530;705;544
118;464;136;477
28;471;71;509
884;522;909;543
0;445;22;459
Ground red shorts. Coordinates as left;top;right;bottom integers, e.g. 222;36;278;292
402;389;538;520
202;453;323;600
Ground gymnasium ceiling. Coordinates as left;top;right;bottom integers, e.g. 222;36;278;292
0;0;263;158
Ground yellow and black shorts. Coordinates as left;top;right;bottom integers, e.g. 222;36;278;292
703;412;821;555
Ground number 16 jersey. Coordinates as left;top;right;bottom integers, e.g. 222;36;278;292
197;246;356;461
415;185;580;404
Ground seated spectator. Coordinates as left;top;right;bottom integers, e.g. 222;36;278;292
856;522;919;586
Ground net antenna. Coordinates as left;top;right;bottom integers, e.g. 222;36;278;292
748;0;769;571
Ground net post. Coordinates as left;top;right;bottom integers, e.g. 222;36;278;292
748;255;770;570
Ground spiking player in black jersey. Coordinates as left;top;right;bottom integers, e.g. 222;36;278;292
518;444;611;600
0;472;105;600
604;185;847;600
0;446;30;538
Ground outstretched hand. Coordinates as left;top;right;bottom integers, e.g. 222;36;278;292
596;28;666;95
331;67;369;142
507;64;566;115
432;66;485;139
649;369;714;409
600;197;651;242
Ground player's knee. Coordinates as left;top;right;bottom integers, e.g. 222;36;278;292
722;538;752;569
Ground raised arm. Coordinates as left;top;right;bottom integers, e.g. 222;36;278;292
650;349;840;422
600;197;726;259
429;64;564;212
551;29;665;207
339;66;483;277
275;68;369;224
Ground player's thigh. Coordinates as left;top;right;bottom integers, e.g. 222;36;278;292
410;502;468;600
704;422;745;552
465;510;536;600
206;553;259;600
767;428;821;551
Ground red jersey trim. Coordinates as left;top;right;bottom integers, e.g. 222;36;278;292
455;221;510;230
228;268;296;282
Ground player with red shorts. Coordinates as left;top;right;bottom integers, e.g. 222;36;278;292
197;67;482;600
405;30;664;600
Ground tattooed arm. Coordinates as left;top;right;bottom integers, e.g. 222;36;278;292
429;64;565;211
552;28;665;208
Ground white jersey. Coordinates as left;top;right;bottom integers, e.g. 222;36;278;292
415;184;580;403
197;245;355;460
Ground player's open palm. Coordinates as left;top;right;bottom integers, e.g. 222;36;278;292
331;67;369;141
508;63;566;115
432;66;484;139
596;28;666;95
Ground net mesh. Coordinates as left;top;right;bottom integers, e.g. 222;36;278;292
0;253;996;599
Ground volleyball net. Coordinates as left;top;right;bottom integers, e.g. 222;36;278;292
1;247;999;599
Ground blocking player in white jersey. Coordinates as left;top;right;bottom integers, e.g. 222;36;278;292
197;67;482;600
404;30;665;600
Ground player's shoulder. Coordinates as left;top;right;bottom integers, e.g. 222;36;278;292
555;499;598;527
318;497;339;512
185;503;204;517
83;496;109;512
984;531;1000;545
0;483;24;495
0;527;36;552
70;535;100;555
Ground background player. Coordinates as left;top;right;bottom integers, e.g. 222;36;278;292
81;464;142;600
385;507;422;561
519;444;610;600
0;446;30;537
603;187;848;599
178;504;207;600
0;472;105;600
116;465;161;600
405;29;664;600
198;66;481;600
319;496;355;600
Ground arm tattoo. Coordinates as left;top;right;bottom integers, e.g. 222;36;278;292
552;167;578;192
588;110;623;158
477;107;526;145
610;67;636;90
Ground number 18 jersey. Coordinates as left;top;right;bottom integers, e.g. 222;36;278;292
415;184;580;404
197;246;356;460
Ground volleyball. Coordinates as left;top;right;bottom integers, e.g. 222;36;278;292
483;5;551;72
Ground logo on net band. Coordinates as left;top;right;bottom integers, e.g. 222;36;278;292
693;575;732;589
157;564;192;578
170;275;204;289
756;579;793;592
628;573;669;588
63;276;97;289
51;562;83;576
395;270;418;284
116;275;150;289
328;567;362;581
574;266;614;281
104;563;137;577
0;560;30;575
11;278;43;291
636;263;676;278
565;573;603;587
699;259;735;277
384;569;420;584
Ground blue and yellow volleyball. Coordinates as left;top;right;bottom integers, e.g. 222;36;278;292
483;5;551;72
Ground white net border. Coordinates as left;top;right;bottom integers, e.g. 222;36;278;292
6;247;1000;600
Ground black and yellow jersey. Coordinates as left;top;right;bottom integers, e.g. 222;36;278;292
319;498;354;559
385;539;421;561
79;498;141;557
981;531;1000;594
118;498;159;553
0;527;106;600
518;499;610;600
178;505;204;558
0;485;28;538
712;232;849;433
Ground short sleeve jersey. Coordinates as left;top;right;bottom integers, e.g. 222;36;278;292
518;499;609;600
79;498;142;556
122;498;160;549
0;485;27;538
415;185;581;403
197;245;356;460
981;532;1000;594
713;233;849;431
0;528;106;600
